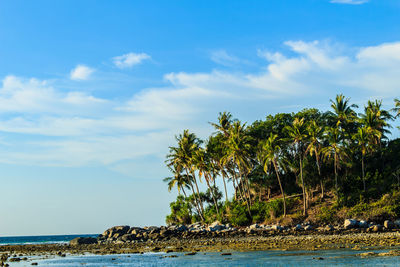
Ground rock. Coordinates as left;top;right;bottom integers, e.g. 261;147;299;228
358;220;368;228
8;258;20;262
174;225;188;232
384;220;394;229
271;225;283;231
295;224;303;230
344;219;358;229
102;225;130;238
372;225;382;232
249;224;260;230
325;225;334;231
70;237;98;245
207;221;226;232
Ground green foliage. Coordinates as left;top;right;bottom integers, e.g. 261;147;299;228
317;205;338;224
228;201;251;226
165;195;193;225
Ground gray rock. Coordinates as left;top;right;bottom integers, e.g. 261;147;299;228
271;225;283;231
208;221;226;232
394;219;400;228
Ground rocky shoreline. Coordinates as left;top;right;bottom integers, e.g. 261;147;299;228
1;219;400;265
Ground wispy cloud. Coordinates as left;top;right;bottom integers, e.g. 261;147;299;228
70;64;95;80
210;50;240;66
330;0;369;4
113;52;150;69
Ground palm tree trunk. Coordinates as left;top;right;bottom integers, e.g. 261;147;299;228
316;154;324;199
189;182;204;222
205;175;220;216
299;157;307;216
182;187;188;198
192;174;205;215
362;154;366;192
273;159;286;217
320;179;324;199
221;172;229;203
334;153;338;196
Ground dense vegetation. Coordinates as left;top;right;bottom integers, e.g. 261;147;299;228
164;96;400;226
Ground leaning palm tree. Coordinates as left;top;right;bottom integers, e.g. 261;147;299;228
285;117;308;215
306;120;325;198
258;133;286;217
163;165;191;198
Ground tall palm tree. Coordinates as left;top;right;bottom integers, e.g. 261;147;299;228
361;100;392;144
166;130;205;221
224;120;252;214
322;126;347;196
306;120;325;198
193;147;220;216
207;135;229;203
285;117;308;215
259;133;286;217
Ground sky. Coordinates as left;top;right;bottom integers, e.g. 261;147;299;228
0;0;400;236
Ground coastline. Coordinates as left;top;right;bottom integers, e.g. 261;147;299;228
1;231;400;257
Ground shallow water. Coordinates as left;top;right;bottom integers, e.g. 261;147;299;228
12;249;400;266
0;234;98;245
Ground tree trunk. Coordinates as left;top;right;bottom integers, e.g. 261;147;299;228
192;172;205;216
334;153;338;196
362;154;366;192
185;169;203;221
205;175;220;216
299;157;307;216
273;159;286;217
320;179;324;199
221;172;229;203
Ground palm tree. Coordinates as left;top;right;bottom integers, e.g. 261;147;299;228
306;120;325;198
259;133;286;217
210;111;234;137
166;130;205;221
193;147;220;216
394;98;400;118
322;126;347;196
285;117;308;215
163;165;191;198
329;94;358;128
224;120;252;214
207;135;229;203
361;100;392;144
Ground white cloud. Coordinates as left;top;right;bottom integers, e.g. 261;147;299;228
1;40;400;169
113;52;150;69
330;0;369;4
70;64;95;80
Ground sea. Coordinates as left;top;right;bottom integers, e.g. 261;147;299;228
2;235;400;266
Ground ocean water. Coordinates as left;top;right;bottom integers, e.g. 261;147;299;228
0;234;98;245
10;249;400;266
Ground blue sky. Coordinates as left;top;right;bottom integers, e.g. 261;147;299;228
0;0;399;235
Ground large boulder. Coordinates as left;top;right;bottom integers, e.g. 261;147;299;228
344;219;358;229
102;225;130;238
70;237;97;245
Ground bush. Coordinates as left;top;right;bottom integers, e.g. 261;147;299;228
227;201;251;226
